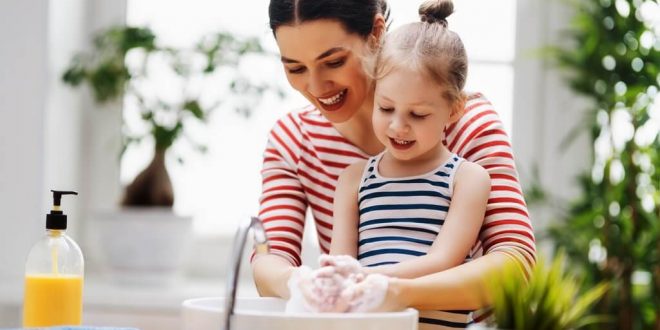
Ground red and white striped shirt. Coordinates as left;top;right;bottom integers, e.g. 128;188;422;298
257;93;536;271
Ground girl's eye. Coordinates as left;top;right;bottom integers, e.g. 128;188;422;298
326;58;346;68
411;112;429;119
378;106;394;113
287;66;306;74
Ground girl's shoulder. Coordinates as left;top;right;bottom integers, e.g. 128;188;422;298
454;159;491;190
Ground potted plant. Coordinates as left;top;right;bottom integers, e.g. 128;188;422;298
470;252;610;330
63;26;278;284
543;0;660;328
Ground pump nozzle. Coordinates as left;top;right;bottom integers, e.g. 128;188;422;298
47;190;78;230
51;190;78;207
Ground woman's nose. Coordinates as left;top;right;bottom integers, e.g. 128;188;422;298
307;70;331;96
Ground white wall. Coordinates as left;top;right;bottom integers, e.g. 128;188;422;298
513;0;590;251
0;0;49;283
0;0;50;325
0;0;126;325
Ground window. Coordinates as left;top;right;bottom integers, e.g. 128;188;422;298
124;0;517;236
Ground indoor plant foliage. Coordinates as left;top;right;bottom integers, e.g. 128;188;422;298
484;252;609;330
63;26;278;207
548;0;660;329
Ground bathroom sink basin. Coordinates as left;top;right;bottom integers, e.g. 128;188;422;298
182;297;418;330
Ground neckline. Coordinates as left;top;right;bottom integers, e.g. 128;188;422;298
372;151;458;180
305;108;377;158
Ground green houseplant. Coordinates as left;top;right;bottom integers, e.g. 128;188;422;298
63;25;279;284
546;0;660;329
478;252;609;330
63;26;276;207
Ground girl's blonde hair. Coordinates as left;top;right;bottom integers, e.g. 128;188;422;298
370;0;468;110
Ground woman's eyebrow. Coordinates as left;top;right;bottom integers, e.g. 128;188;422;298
281;47;346;64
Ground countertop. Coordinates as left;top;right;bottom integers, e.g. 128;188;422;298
0;274;259;311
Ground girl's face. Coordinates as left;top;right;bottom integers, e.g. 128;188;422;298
373;67;459;163
275;20;372;123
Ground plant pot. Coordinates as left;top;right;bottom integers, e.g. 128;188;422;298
92;207;192;286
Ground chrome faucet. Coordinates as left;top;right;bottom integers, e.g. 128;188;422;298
223;216;269;330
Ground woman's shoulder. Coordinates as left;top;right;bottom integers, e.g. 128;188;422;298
464;91;497;116
445;92;506;146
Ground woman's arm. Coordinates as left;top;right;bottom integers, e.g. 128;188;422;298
329;161;366;257
252;255;297;298
368;161;491;279
446;93;537;273
385;250;523;311
251;114;308;298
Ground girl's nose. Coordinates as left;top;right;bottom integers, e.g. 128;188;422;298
389;116;409;136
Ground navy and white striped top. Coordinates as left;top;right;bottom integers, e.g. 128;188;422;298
357;152;475;329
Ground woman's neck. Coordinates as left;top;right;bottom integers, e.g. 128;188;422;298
334;102;384;156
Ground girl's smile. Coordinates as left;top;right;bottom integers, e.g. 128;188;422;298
389;138;416;150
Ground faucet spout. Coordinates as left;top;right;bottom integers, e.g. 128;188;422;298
223;216;269;330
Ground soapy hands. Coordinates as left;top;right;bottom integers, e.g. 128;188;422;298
285;255;391;313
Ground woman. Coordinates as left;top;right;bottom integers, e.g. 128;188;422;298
251;0;536;319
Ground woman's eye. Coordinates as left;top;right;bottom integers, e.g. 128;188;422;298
287;66;306;74
326;58;346;68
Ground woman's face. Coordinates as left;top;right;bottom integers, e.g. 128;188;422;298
275;20;372;123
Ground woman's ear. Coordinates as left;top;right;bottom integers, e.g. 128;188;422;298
371;14;386;44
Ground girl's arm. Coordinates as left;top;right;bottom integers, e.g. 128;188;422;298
368;161;491;279
329;161;366;257
251;114;308;298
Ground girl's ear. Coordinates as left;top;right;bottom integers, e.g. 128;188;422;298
448;94;467;124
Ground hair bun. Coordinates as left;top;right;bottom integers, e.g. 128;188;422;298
419;0;454;27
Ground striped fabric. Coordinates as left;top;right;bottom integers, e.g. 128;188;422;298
357;153;475;329
357;153;468;267
358;153;474;329
256;91;536;276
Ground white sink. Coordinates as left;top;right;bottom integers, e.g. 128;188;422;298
182;297;419;330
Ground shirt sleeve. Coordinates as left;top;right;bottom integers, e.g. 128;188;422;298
252;113;308;266
446;93;537;273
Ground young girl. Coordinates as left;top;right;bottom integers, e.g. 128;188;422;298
327;1;490;327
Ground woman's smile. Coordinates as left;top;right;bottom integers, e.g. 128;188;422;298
317;89;348;111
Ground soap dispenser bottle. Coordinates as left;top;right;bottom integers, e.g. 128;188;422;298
23;190;84;327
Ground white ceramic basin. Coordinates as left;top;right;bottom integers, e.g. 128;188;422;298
182;297;418;330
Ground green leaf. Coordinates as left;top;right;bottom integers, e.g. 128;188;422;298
183;100;205;120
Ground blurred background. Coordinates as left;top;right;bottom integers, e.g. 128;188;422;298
0;0;658;329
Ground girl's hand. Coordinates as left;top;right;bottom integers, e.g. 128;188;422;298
287;265;351;313
319;254;364;277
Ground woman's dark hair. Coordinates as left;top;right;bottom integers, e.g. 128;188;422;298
269;0;390;38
